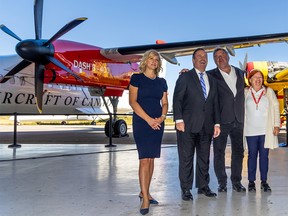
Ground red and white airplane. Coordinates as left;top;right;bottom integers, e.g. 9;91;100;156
1;0;288;137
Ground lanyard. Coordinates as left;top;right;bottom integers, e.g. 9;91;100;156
250;88;265;110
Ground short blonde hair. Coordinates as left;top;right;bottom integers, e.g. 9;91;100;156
139;49;162;76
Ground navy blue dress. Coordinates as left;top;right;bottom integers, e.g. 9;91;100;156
130;73;168;159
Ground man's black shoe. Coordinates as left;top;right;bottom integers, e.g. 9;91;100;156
218;185;227;192
198;186;217;197
232;182;246;192
182;190;193;201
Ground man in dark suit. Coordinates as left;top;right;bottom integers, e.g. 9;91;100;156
173;48;221;201
207;48;246;193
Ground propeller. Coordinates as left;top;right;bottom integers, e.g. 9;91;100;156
0;24;22;41
35;64;44;113
0;0;87;113
239;53;249;85
239;53;248;72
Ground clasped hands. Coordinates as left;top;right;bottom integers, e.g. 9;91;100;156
148;116;164;130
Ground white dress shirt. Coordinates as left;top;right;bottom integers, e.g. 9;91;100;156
196;68;210;94
219;66;237;97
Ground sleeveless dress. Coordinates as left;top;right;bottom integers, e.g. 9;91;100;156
130;73;168;159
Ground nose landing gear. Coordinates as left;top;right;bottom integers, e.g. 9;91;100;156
104;119;128;138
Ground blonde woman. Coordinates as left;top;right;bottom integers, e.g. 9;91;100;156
129;49;168;215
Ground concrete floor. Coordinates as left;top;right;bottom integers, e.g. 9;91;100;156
0;125;288;216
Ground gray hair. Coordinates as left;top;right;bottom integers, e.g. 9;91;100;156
213;47;229;57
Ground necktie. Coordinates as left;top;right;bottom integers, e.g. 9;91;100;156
199;73;207;99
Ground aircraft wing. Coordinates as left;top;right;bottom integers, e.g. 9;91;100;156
100;32;288;64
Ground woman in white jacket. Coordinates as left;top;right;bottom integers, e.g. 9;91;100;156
244;69;280;192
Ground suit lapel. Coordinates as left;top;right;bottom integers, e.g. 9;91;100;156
206;73;213;100
214;68;225;81
235;67;244;93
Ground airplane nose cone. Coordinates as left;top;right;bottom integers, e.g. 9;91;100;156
16;39;54;64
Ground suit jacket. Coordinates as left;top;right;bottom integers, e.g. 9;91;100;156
207;66;245;124
173;69;220;134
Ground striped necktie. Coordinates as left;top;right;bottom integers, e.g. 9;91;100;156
199;72;207;99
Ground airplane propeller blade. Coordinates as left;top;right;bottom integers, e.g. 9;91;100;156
239;61;243;71
34;63;44;113
46;56;83;81
44;17;87;46
243;53;248;70
0;24;22;41
34;0;43;40
0;60;32;83
239;53;248;71
239;53;248;81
